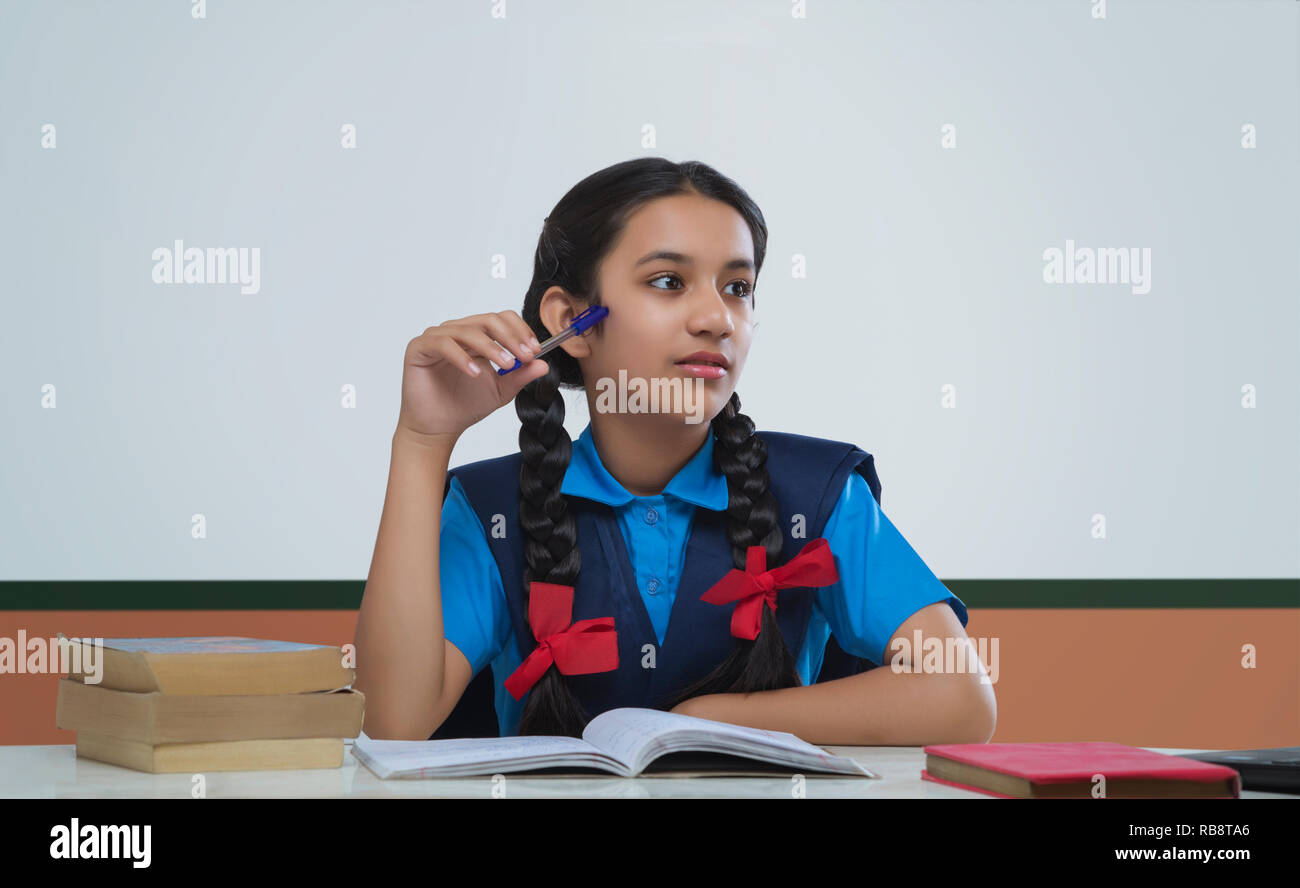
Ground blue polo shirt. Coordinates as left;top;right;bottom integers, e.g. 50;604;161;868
440;422;968;737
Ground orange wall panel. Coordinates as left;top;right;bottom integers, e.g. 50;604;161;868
0;609;1295;748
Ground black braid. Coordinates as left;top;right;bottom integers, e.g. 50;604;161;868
658;391;802;710
514;357;595;737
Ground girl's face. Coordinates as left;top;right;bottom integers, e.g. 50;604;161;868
544;192;757;428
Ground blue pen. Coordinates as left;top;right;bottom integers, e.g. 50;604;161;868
497;305;609;375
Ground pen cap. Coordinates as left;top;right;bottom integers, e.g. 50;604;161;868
570;305;608;334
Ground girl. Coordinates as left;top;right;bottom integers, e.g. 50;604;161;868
354;158;996;745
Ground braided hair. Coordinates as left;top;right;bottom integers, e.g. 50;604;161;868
512;158;801;737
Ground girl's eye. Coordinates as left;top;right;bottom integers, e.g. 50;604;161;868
648;273;754;300
726;280;754;300
647;273;683;290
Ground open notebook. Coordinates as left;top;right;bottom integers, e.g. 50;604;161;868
352;708;876;779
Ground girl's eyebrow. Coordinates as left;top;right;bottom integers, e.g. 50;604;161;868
634;250;754;273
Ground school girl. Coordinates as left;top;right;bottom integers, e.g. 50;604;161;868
354;158;996;745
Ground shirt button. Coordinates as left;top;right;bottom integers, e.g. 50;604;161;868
647;578;660;595
645;508;659;525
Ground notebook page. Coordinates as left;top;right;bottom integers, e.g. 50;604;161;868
353;733;611;778
583;708;828;772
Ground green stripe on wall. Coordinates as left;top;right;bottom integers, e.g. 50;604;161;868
0;580;1296;610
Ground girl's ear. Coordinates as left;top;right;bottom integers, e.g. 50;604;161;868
538;286;597;360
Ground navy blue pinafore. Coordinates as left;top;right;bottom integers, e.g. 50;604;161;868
431;430;883;739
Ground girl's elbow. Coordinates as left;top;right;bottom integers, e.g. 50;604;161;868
962;681;998;743
356;686;439;740
362;709;436;741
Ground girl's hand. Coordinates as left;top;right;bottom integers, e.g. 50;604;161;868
396;311;551;445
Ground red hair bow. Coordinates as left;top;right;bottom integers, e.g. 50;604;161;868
503;581;619;701
700;538;839;641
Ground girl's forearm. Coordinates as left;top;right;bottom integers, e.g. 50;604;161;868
353;428;458;739
687;667;997;747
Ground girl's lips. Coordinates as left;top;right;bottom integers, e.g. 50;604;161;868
675;362;728;379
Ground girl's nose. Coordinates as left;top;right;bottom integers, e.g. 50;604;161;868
687;288;737;337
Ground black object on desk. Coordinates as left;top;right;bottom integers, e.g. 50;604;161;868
1178;747;1300;794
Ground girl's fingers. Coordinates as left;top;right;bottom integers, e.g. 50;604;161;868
460;328;528;370
410;311;546;379
441;339;484;378
406;332;443;366
444;314;536;367
497;353;551;394
409;332;481;377
499;310;542;351
476;312;537;366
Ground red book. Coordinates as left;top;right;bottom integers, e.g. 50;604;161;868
921;742;1241;798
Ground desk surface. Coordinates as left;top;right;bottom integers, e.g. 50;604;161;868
0;743;1292;798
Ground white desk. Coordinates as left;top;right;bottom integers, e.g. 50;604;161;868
0;744;1291;798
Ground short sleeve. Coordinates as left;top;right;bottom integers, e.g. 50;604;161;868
439;476;512;677
817;469;968;666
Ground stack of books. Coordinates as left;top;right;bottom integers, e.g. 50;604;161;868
55;635;364;773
